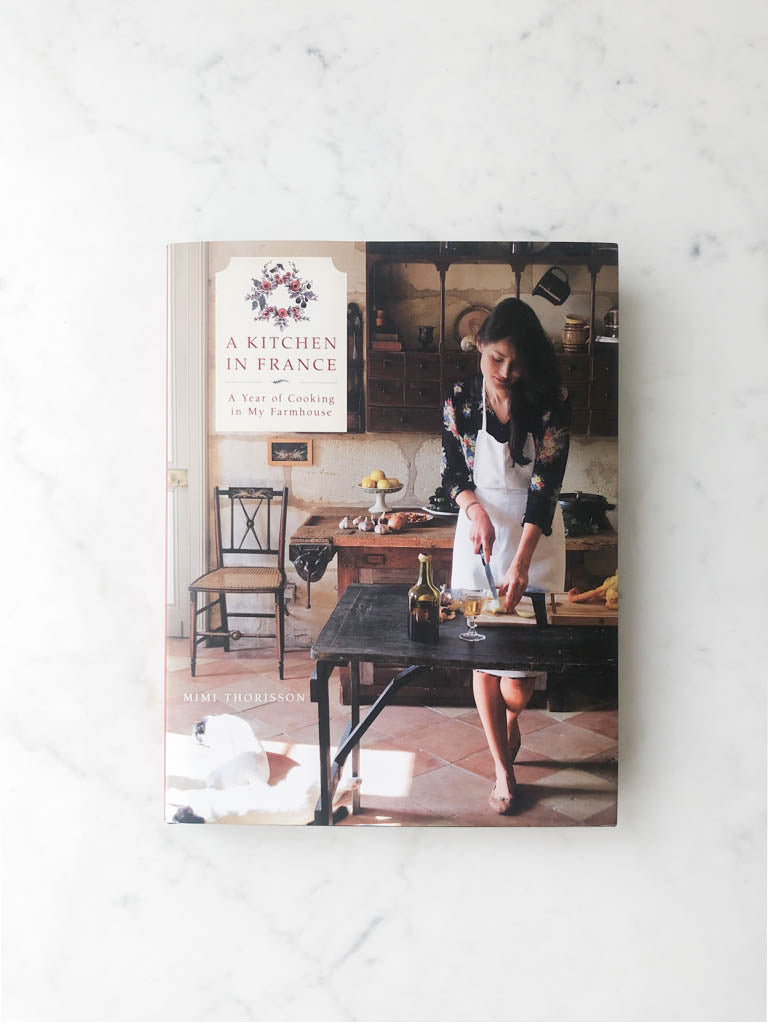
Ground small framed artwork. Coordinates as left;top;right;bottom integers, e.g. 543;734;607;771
267;437;313;466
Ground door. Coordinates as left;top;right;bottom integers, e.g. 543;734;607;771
166;243;208;637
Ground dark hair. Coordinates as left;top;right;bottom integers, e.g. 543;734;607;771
477;297;562;465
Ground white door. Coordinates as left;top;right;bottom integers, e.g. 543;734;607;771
166;242;208;637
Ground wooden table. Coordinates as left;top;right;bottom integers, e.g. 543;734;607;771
309;583;618;825
289;507;617;706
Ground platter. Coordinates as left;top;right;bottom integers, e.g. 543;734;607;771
421;506;459;517
453;304;491;347
382;510;435;528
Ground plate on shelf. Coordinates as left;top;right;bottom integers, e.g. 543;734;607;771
453;305;491;347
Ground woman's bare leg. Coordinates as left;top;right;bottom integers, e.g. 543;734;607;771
473;670;514;801
501;676;536;793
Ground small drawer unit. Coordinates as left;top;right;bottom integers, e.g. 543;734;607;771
368;378;403;404
368;352;405;380
405;380;441;407
367;405;439;433
405;352;440;380
558;353;591;385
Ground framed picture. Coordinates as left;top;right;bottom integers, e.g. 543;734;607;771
267;437;313;466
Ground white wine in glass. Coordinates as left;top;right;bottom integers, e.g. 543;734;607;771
459;589;487;642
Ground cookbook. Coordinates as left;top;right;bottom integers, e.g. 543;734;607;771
166;240;619;826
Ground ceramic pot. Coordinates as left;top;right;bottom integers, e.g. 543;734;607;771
562;319;590;352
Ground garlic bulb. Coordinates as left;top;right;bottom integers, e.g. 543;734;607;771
352;516;362;526
374;522;389;534
338;516;352;529
357;517;374;532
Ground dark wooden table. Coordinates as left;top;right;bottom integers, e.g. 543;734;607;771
309;583;618;825
291;508;617;706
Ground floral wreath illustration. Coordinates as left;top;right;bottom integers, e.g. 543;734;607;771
244;261;319;331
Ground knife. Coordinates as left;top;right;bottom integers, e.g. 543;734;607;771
479;554;498;602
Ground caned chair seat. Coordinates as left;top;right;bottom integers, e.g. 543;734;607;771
190;566;283;592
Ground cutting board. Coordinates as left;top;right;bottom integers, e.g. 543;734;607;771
475;593;617;627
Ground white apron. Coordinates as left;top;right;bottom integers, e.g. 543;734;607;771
450;386;566;678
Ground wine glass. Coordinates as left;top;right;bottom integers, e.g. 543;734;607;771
459;589;487;642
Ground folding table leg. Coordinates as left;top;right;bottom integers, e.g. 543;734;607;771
350;660;361;815
310;660;334;825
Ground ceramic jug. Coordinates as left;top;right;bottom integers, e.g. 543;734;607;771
533;266;570;306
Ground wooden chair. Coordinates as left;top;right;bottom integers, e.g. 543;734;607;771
189;486;289;679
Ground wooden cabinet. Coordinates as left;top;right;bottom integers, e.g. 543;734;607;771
365;339;477;435
559;343;618;436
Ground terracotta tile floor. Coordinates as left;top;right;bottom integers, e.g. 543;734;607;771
166;639;617;827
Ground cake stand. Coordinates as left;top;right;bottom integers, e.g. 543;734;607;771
360;483;403;515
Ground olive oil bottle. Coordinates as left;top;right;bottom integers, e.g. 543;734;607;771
407;552;440;643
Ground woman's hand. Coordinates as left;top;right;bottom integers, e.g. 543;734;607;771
468;506;495;562
499;559;529;612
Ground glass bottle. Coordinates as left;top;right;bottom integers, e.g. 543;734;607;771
408;553;440;643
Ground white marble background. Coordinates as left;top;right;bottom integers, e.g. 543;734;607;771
2;1;766;1021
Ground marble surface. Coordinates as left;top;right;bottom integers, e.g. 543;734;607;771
2;1;766;1021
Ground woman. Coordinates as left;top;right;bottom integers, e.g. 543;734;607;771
442;297;571;814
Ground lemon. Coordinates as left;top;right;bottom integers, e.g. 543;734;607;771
376;479;389;489
369;470;385;481
385;477;400;487
361;477;374;488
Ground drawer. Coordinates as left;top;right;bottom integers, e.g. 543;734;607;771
368;378;403;404
340;664;472;706
367;405;441;432
592;349;618;385
443;352;478;381
565;382;589;410
590;411;618;436
405;379;441;407
346;549;453;573
571;409;589;435
368;351;404;379
590;383;619;411
558;353;591;384
405;352;440;380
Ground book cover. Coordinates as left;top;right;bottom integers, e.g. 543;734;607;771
166;240;618;826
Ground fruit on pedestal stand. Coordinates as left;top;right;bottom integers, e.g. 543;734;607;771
369;470;385;482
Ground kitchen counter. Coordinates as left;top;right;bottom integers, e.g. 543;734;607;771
289;506;616;595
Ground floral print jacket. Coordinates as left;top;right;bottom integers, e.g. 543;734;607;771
441;375;571;537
